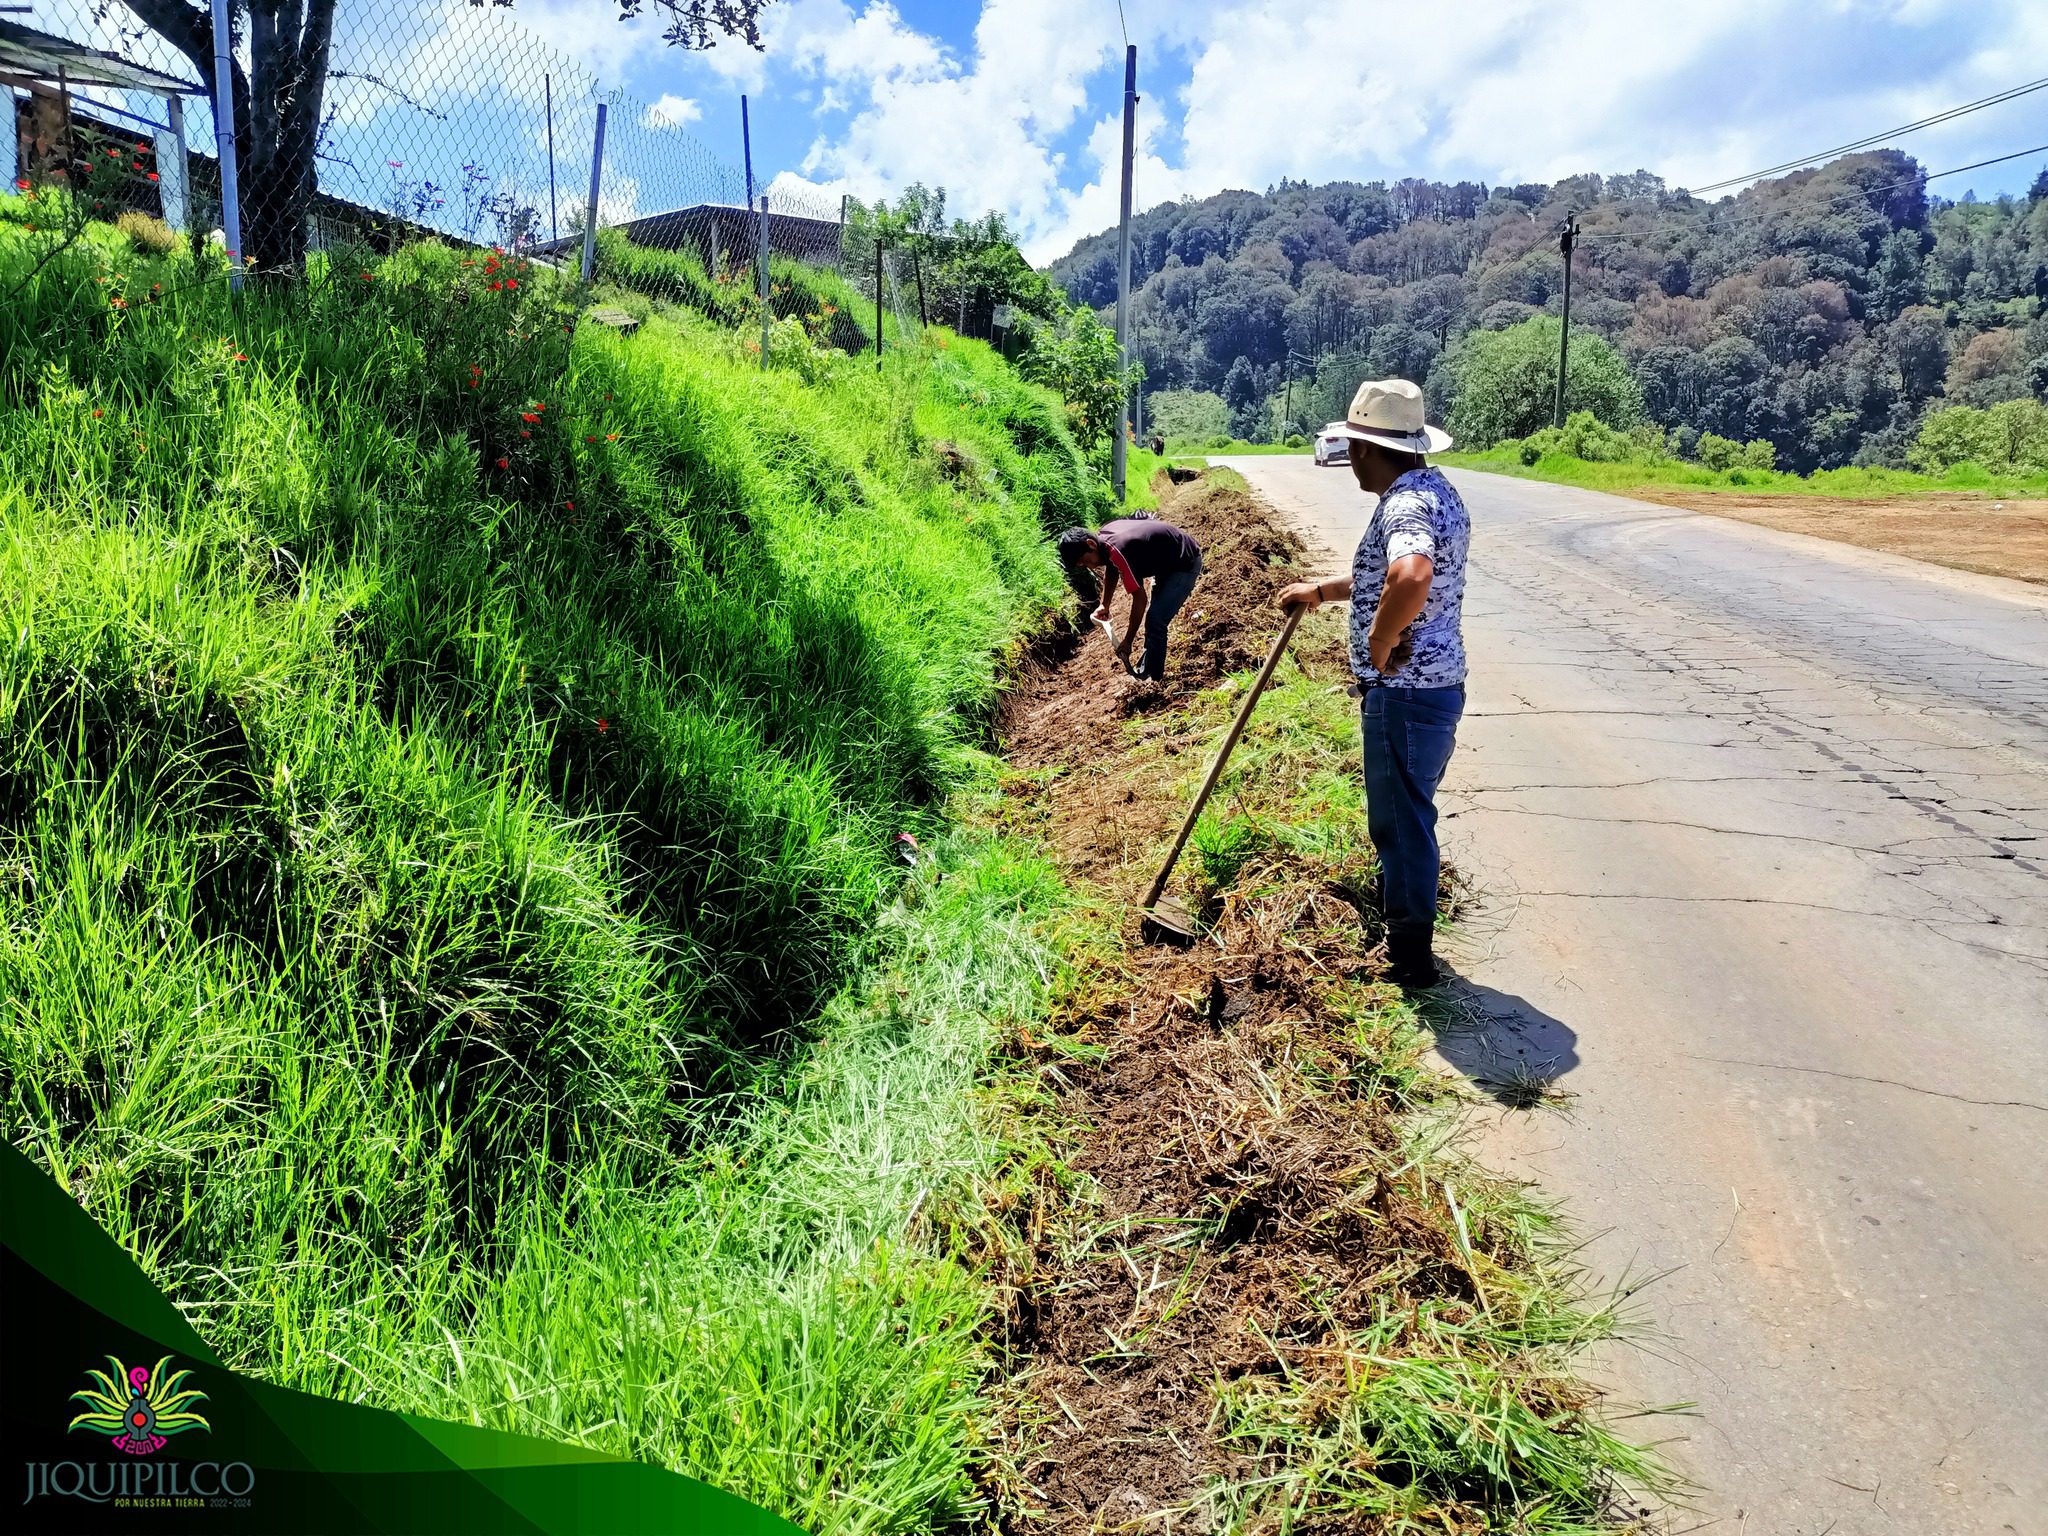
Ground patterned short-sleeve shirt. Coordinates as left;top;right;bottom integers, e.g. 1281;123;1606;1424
1349;465;1470;689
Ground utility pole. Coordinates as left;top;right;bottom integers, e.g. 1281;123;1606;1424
1112;43;1137;503
1553;212;1579;429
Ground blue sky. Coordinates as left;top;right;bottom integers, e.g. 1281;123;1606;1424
50;2;2048;262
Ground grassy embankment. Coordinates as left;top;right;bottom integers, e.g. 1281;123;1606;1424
1;197;1671;1531
1442;444;2048;500
0;197;1105;1532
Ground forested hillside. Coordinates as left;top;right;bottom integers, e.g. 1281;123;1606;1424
1050;153;2048;470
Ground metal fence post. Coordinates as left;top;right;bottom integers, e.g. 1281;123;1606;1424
757;193;771;369
544;75;557;241
207;0;242;292
580;102;607;284
874;237;884;369
161;93;191;238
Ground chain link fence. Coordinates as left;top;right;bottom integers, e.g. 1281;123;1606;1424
0;0;1073;387
2;1;873;305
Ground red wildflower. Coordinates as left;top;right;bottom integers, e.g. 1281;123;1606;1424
109;297;127;309
106;147;119;157
565;500;575;510
93;409;103;418
360;271;375;281
233;352;247;362
606;433;618;441
136;142;148;153
519;430;530;439
503;279;518;290
596;718;609;733
496;457;509;469
145;172;159;183
13;177;28;190
585;435;597;444
520;412;538;423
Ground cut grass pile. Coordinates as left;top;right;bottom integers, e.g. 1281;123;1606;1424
0;207;1101;1529
979;469;1674;1531
1443;444;2048;501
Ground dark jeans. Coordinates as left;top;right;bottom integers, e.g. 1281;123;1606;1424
1362;684;1465;948
1140;556;1202;680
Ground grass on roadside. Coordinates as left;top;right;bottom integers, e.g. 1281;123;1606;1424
0;207;1097;1531
978;477;1677;1531
1443;444;2048;501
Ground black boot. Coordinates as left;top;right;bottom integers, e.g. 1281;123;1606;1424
1386;927;1441;990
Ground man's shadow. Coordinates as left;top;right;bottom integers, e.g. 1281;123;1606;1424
1418;973;1582;1109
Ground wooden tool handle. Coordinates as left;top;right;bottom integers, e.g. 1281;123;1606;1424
1141;603;1305;910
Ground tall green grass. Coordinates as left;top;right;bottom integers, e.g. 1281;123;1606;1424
593;226;883;353
0;213;1092;1528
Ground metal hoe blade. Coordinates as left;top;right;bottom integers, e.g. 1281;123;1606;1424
1139;897;1200;947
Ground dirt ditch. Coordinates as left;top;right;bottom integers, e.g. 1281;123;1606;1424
978;473;1586;1534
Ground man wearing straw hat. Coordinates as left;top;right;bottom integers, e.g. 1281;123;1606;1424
1278;379;1468;990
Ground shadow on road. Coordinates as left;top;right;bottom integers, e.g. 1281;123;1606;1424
1422;976;1583;1108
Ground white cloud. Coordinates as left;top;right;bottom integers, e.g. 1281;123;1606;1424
639;0;2048;268
646;93;703;128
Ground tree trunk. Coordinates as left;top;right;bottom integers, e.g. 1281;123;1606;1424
126;0;338;278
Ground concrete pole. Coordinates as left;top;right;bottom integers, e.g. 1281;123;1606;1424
1553;212;1578;429
207;0;242;292
1112;44;1137;502
580;102;607;284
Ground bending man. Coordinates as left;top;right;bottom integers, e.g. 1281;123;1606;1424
1278;379;1468;989
1056;515;1204;682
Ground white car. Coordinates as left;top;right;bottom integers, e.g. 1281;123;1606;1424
1313;424;1350;466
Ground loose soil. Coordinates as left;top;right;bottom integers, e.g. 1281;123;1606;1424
1632;490;2048;586
978;475;1605;1533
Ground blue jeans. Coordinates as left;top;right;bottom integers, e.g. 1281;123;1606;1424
1362;685;1465;946
1140;557;1202;680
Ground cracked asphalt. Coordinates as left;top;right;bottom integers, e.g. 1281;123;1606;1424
1215;457;2047;1534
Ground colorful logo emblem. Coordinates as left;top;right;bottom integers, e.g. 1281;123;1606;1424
67;1355;210;1457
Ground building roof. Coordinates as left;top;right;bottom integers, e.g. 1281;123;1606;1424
0;16;199;94
528;202;844;258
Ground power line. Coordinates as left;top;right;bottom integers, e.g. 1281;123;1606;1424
1684;75;2048;196
1114;0;1128;45
1575;139;2048;245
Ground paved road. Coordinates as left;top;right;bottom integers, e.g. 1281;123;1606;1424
1214;457;2048;1535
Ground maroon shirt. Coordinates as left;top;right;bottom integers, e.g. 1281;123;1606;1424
1096;518;1201;594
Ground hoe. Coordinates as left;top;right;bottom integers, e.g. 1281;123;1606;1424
1139;604;1305;946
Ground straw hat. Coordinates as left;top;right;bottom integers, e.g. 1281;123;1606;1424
1330;378;1453;454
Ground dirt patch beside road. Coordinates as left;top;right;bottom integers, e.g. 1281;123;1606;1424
1631;490;2048;585
975;471;1661;1533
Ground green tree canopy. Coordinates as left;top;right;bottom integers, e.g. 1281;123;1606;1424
1147;388;1230;443
1443;316;1642;449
